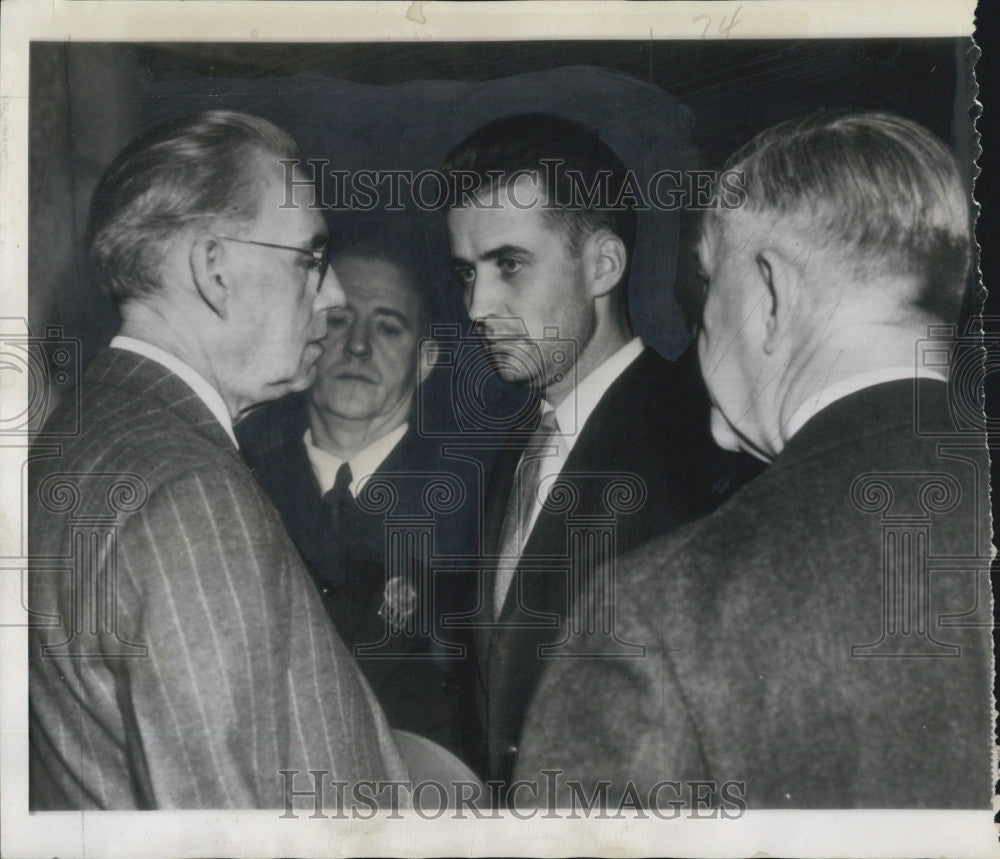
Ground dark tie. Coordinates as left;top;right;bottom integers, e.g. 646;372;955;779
494;409;561;617
326;461;355;526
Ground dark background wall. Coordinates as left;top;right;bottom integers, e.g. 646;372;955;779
29;38;976;364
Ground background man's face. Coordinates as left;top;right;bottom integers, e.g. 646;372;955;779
308;255;423;425
230;161;343;402
695;220;766;450
446;175;592;392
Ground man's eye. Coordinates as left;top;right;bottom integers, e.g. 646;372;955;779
376;322;403;338
327;312;349;328
452;266;475;286
498;258;522;275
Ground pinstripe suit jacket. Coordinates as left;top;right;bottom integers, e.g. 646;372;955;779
28;348;407;809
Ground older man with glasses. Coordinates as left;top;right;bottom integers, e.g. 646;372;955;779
28;110;408;809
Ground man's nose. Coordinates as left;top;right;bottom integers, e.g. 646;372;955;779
464;271;499;322
314;265;346;314
345;319;372;358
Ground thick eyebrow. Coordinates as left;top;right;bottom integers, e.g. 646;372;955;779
371;307;412;327
451;245;534;268
481;244;534;263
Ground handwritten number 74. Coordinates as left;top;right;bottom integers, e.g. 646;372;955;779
694;6;742;38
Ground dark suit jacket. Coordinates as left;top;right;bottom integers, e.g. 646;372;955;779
237;394;486;759
516;380;993;808
29;349;406;809
477;347;755;784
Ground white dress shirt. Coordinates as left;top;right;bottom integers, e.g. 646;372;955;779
110;335;237;447
304;422;409;496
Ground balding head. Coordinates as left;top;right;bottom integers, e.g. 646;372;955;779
696;112;972;459
706;111;970;322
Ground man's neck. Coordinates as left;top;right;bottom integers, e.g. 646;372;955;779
307;402;410;461
118;309;236;416
546;313;633;408
776;319;938;446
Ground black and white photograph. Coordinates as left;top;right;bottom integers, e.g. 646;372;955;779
0;2;994;856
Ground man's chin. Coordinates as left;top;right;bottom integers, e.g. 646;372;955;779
709;407;743;452
482;345;539;386
283;362;319;395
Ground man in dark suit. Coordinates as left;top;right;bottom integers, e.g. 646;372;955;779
441;114;748;787
29;111;407;809
515;113;992;809
238;238;482;760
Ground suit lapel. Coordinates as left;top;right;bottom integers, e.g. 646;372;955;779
494;350;651;623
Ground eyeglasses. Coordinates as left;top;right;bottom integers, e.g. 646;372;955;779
219;235;330;292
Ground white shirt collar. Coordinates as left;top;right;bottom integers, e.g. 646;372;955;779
110;335;237;447
784;366;947;441
549;336;644;442
303;422;409;496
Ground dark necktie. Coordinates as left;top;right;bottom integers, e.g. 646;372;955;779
494;409;561;617
326;461;356;527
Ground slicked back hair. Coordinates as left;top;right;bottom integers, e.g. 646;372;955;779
331;234;431;329
440;113;637;261
87;110;301;306
713;111;972;322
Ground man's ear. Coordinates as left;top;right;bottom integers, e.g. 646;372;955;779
189;232;231;318
756;246;802;355
587;231;628;298
417;337;437;386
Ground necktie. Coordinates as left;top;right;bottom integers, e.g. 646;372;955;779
327;461;355;525
493;409;561;617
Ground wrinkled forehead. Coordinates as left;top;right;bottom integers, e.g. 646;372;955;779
332;254;421;312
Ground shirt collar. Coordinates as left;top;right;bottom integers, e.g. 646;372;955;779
110;335;237;448
549;337;644;440
784;366;947;441
303;422;409;496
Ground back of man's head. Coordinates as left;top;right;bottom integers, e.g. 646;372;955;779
440;113;637;260
87;110;300;307
714;111;971;323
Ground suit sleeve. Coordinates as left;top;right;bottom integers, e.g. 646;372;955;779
113;465;406;808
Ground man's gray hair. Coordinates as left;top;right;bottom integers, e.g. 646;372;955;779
87;110;300;305
716;111;972;321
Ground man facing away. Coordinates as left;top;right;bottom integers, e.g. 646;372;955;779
29;111;407;809
441;113;751;786
515;112;993;809
238;236;482;761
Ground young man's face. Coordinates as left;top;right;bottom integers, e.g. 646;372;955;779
309;255;426;431
446;175;594;396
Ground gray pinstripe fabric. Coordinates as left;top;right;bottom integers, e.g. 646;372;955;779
29;348;407;809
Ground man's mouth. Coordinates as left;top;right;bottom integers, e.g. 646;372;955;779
335;372;378;384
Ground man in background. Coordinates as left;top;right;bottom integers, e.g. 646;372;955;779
238;236;482;760
442;113;749;787
29;111;407;809
515;112;992;808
